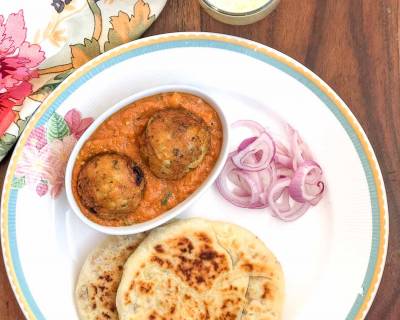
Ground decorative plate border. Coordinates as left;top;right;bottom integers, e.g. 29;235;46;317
1;32;388;320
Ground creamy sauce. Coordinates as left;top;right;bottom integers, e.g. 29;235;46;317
206;0;269;13
72;93;223;226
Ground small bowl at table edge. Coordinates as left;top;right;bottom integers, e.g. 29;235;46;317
64;84;230;235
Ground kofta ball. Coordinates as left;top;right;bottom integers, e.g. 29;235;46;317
77;153;145;217
140;108;210;180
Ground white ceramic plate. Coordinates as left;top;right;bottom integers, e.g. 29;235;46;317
1;33;388;320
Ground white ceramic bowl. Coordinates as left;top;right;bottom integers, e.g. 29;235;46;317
65;85;230;235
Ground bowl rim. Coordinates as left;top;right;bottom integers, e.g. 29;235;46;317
201;0;278;17
64;84;230;235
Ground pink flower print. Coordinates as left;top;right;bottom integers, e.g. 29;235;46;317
0;81;32;110
15;144;51;185
41;135;77;198
0;10;45;89
15;108;93;198
0;108;15;135
64;109;94;139
0;11;26;56
0;10;45;128
26;126;47;150
36;181;49;197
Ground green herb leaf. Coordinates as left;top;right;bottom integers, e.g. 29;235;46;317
46;112;70;142
11;176;25;189
161;191;173;206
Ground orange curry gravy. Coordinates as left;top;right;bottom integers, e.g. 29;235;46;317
72;92;223;226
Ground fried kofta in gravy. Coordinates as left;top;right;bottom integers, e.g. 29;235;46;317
140;108;210;180
77;153;145;218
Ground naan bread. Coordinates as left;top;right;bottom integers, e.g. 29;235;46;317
116;218;284;320
75;233;147;320
212;222;285;319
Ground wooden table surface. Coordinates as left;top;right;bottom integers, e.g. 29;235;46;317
0;0;399;319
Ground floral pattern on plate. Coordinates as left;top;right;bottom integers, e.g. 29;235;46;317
13;109;93;198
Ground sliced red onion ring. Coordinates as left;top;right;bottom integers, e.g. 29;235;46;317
258;165;275;192
216;120;325;222
274;140;292;168
268;178;290;202
290;131;303;169
276;167;293;179
269;189;291;216
216;155;276;209
288;125;313;169
277;189;291;212
216;157;262;208
288;160;325;204
268;178;311;221
232;167;273;209
230;169;261;204
274;153;293;168
254;165;276;208
232;132;276;172
277;202;311;221
276;140;290;155
238;137;257;152
238;137;264;163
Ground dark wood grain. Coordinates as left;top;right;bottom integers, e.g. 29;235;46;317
1;0;399;318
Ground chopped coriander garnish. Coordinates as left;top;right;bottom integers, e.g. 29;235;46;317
161;191;173;206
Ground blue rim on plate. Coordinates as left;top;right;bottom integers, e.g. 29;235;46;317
1;33;388;320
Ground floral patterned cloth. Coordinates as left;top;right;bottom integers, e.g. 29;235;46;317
0;11;45;136
0;0;167;162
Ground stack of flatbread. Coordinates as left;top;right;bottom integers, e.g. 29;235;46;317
75;218;285;320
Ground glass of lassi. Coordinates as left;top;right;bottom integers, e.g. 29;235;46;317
200;0;280;25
